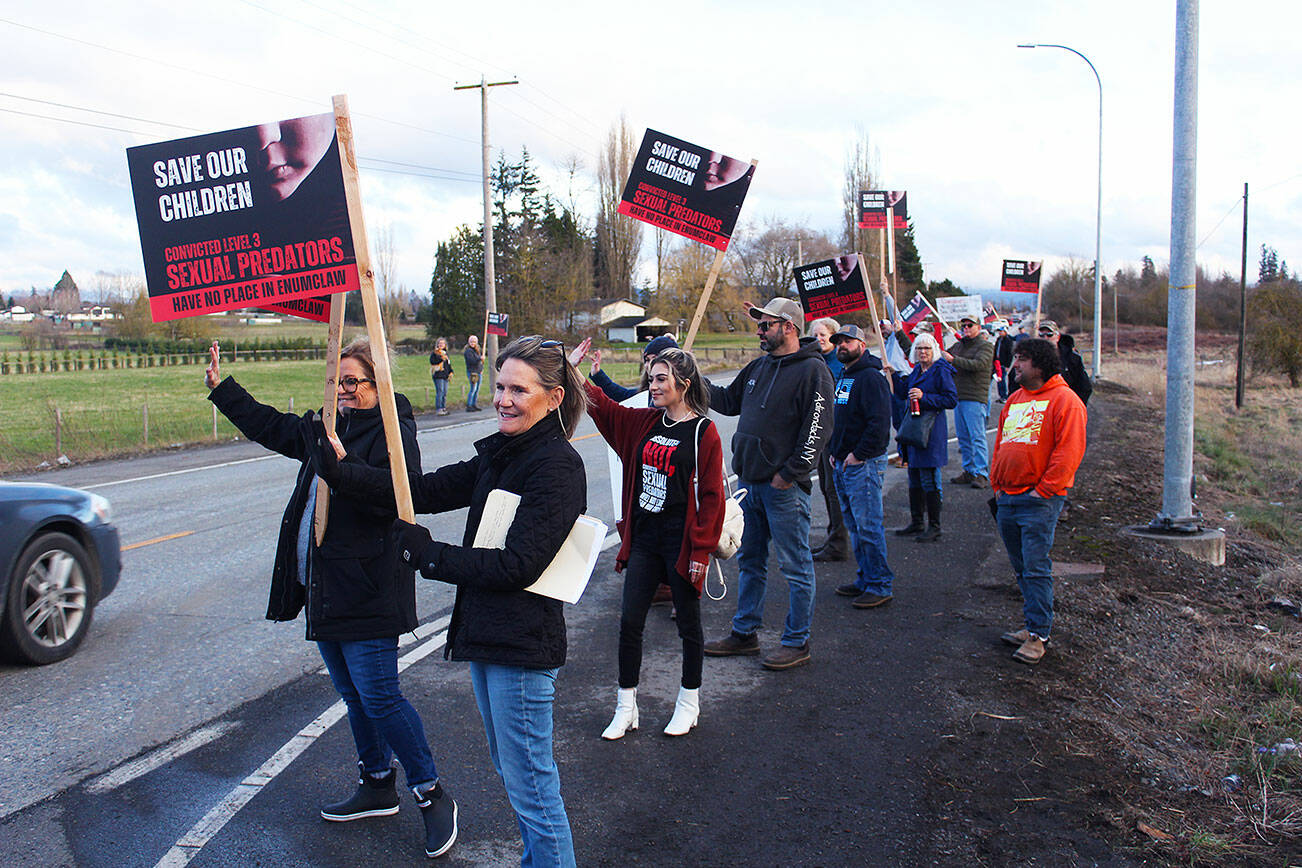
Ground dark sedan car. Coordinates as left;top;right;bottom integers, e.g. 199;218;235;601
0;481;121;665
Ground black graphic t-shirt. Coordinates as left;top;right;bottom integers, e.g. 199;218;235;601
634;415;697;516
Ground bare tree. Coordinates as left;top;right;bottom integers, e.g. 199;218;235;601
733;216;838;299
841;130;882;281
596;115;643;300
372;224;403;337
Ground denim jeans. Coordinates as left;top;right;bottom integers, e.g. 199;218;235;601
317;638;438;788
953;398;991;477
466;372;481;409
907;466;942;498
433;378;448;410
996;491;1067;638
621;511;703;689
834;456;895;595
732;480;815;647
469;662;575;868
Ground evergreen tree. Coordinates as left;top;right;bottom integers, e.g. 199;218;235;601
1259;244;1279;283
894;221;923;287
1141;255;1157;284
427;225;485;339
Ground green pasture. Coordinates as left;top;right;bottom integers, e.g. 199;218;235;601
0;350;644;472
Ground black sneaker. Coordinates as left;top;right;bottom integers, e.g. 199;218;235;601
852;591;893;609
950;471;975;485
834;583;861;597
916;524;942;543
812;549;847;562
321;764;400;822
414;782;458;858
703;631;760;656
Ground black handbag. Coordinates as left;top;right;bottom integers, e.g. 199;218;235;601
897;410;938;450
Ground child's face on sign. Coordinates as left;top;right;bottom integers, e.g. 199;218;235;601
254;115;335;202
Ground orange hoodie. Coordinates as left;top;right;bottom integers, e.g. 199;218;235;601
990;374;1087;497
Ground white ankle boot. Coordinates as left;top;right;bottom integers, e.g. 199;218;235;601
601;687;638;740
662;686;699;736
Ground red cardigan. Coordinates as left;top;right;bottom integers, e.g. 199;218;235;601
584;381;726;591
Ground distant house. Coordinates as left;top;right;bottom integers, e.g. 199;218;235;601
4;305;35;323
569;297;675;343
67;303;118;324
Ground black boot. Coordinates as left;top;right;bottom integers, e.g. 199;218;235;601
320;762;400;822
415;781;458;858
894;488;926;536
917;491;942;543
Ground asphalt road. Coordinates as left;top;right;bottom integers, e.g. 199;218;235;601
0;377;1134;866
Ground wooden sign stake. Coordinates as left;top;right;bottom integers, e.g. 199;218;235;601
857;252;889;363
333;94;415;523
313;292;346;545
682;158;759;353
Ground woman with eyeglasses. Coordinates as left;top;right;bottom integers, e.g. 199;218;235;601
318;335;587;867
567;339;724;740
204;338;457;859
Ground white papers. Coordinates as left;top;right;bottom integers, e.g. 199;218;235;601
473;488;607;605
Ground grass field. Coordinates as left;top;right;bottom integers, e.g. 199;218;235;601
0;349;644;472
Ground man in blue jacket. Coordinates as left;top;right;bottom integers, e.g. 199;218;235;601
825;325;896;608
702;297;833;670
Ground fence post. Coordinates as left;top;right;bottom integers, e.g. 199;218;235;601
55;407;62;456
212;403;218;440
143;402;149;444
288;396;294;413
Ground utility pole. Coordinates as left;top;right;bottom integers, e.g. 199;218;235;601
1235;182;1248;409
455;75;518;384
1154;0;1200;531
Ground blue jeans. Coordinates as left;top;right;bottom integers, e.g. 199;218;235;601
469;662;575;868
953;399;991;477
907;466;942;498
466;372;481;409
996;491;1067;638
834;456;895;595
317;638;438;788
433;378;449;410
733;481;815;647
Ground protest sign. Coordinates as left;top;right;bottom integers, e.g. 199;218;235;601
794;254;870;321
261;295;332;323
486;312;509;337
126;112;360;322
856;190;908;229
936;294;984;323
617;129;754;252
899;292;930;329
1001;260;1043;294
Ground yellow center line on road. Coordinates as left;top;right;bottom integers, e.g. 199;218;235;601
571;432;601;442
122;530;196;552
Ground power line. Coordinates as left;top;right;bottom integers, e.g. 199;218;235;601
361;156;481;179
0;106;152;137
0;93;200;132
357;163;480;184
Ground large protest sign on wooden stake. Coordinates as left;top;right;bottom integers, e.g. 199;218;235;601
616;129;756;351
333;94;414;523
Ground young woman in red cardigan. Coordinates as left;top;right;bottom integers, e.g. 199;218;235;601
569;341;726;738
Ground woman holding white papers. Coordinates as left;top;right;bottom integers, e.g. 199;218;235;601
570;340;725;739
319;335;587;868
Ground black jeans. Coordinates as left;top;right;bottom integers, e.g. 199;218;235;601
620;511;703;690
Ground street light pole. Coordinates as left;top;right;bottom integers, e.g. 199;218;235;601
1019;42;1103;379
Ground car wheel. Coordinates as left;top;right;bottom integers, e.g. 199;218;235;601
0;532;99;665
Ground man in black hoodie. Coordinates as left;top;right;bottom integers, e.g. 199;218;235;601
825;325;896;609
702;297;834;671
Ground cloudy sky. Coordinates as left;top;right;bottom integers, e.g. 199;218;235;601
2;0;1298;304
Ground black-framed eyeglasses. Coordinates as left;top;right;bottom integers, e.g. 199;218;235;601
755;319;782;333
339;375;375;393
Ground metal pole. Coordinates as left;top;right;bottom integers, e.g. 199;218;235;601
1235;182;1248;409
1155;0;1200;531
455;76;517;389
1018;43;1103;377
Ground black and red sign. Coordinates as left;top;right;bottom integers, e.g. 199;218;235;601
486;312;509;337
1001;259;1043;294
616;129;754;251
260;295;332;323
126;112;359;322
856;190;908;229
794;254;870;321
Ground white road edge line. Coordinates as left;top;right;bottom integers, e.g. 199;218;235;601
87;722;238;795
84;455;278;490
154;626;448;867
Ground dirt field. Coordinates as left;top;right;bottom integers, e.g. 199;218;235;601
922;331;1302;866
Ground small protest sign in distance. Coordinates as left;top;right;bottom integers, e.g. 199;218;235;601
794;254;871;321
857;190;908;229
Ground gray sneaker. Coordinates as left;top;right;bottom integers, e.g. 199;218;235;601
761;643;810;670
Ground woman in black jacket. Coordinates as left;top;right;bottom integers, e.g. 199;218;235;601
322;335;587;868
205;337;456;860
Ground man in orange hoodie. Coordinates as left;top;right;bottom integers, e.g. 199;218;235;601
990;338;1087;665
